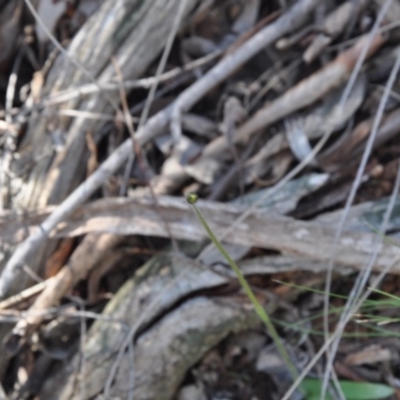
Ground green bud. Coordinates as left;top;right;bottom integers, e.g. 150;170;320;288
186;193;198;204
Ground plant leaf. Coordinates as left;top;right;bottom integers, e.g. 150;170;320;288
302;378;394;400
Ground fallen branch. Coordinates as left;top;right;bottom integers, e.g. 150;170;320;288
0;0;319;298
201;32;385;160
170;0;319;141
1;196;399;272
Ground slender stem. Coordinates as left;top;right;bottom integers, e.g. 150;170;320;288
187;194;298;380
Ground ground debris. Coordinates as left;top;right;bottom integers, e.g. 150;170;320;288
0;0;400;399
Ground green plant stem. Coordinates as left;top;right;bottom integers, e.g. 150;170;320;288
188;197;298;381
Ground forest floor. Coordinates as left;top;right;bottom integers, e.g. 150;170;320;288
1;1;400;399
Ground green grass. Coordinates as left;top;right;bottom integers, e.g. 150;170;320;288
186;194;395;400
186;193;298;380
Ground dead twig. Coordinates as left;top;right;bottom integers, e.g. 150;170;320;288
170;0;319;142
0;279;54;310
2;196;399;273
4;233;122;355
0;0;319;298
201;32;385;161
2;195;400;274
44;51;222;107
321;31;400;399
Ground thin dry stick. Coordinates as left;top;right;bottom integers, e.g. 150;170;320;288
196;19;385;261
44;50;221;107
112;58;156;195
43;108;136;122
278;4;396;396
141;0;188;128
0;278;53;310
281;251;400;400
79;300;87;400
198;33;383;161
170;0;319;142
326;17;400;53
112;1;184;261
322;0;393;345
0;0;318;298
110;4;189;397
251;47;385;400
0;307;130;325
120;0;188;196
23;0;121;114
321;0;393;384
323;139;400;399
249;58;302;112
194;27;388;395
322;22;400;400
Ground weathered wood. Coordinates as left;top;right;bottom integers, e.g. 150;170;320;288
2;0;197;293
1;195;399;272
0;0;326;302
37;251;345;399
38;253;264;400
13;0;197;209
0;0;197;378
